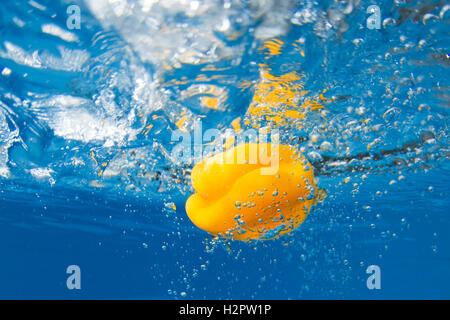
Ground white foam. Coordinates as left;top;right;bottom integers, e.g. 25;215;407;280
41;24;79;42
29;167;54;179
0;105;20;179
1;67;12;76
0;42;89;72
84;0;294;67
31;95;139;145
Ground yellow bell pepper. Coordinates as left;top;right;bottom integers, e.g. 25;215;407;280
185;143;318;241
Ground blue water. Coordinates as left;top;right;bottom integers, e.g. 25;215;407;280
0;0;449;299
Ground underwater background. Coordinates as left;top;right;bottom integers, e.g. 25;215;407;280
0;0;449;299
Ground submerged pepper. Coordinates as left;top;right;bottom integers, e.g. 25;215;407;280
185;143;321;241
